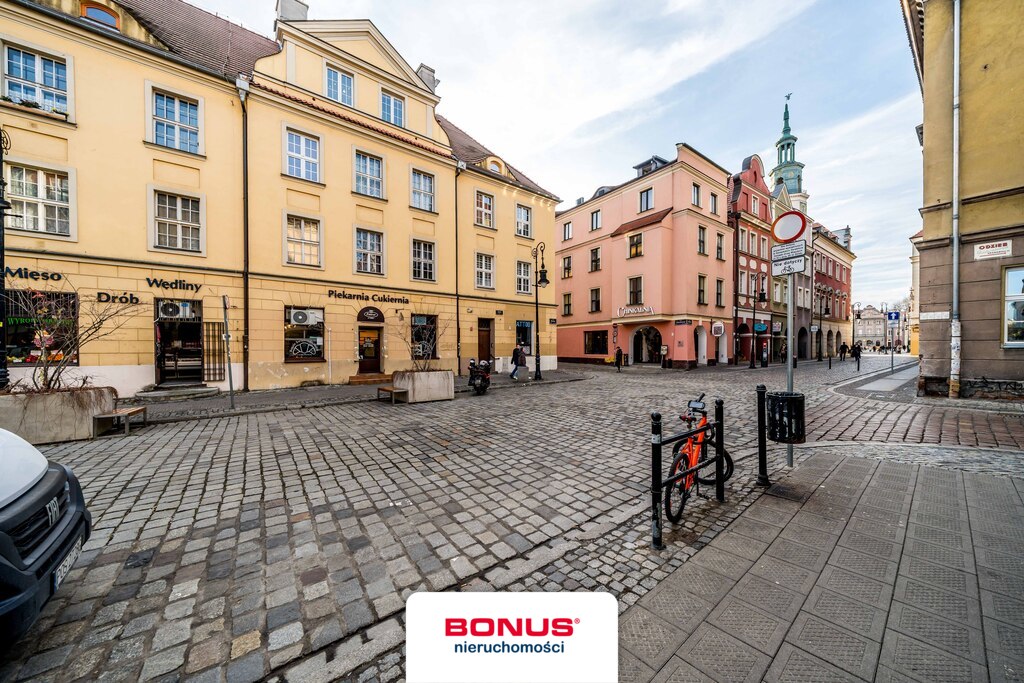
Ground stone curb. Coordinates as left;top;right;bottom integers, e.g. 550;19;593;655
133;374;591;426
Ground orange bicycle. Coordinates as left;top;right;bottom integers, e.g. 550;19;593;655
664;393;734;522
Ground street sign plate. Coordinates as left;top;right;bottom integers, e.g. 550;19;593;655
711;322;725;337
754;323;768;333
771;256;806;276
771;240;806;262
771;211;807;243
811;325;819;333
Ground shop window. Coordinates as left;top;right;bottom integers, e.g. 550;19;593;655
1004;266;1024;346
584;331;608;355
516;320;532;355
411;314;438;359
284;306;324;361
5;290;78;366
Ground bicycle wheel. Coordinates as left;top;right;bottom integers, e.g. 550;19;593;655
695;442;734;485
664;449;693;523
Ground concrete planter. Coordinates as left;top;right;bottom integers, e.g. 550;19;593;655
391;370;454;403
0;387;116;444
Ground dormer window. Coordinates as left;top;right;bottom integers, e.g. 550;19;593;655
81;3;119;30
488;159;503;174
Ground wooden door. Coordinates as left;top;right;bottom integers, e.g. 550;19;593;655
477;318;493;363
358;328;381;373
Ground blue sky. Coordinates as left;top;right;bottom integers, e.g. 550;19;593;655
203;0;922;307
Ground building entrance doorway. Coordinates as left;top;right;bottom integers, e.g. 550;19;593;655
477;318;493;363
694;326;708;365
155;299;203;386
798;327;809;359
358;327;382;373
631;326;662;363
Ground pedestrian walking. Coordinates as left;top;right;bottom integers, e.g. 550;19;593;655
615;346;623;373
510;345;523;381
839;342;849;361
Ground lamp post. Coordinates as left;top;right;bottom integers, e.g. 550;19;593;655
880;302;888;356
852;301;861;352
749;275;767;369
815;284;830;361
0;128;11;390
531;242;549;381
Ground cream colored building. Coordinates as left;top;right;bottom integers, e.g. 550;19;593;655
1;0;556;395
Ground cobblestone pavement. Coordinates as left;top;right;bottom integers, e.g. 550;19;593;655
3;357;1022;682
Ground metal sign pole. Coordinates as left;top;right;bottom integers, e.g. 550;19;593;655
786;271;794;467
222;295;235;409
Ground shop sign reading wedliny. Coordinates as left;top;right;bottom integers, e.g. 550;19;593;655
146;277;202;293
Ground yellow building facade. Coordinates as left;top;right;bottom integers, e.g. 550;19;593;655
1;0;556;395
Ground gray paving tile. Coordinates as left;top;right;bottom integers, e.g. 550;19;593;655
688;547;754;581
897;554;978;597
988;652;1024;683
779;523;840;551
879;629;987;683
829;546;899;584
748;556;818;594
706;595;790;655
764;537;830;573
838;529;903;562
817;566;894;610
906;522;969;550
803;586;887;642
726;517;783;543
981;590;1024;628
887;602;986;664
985;617;1024;661
619;647;656;683
977;547;1024;575
638;581;714;636
619;606;688;670
650;657;715;683
707;528;769;562
784;612;879;680
789;511;848;536
846;515;907;543
765;482;816;503
763;643;863;683
730;574;805;621
676;624;771;683
903;538;976;573
663;562;735;604
893;576;982;628
979;566;1024;598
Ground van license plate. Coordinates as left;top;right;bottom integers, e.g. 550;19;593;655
53;536;83;592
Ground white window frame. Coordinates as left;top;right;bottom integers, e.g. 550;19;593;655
739;228;747;254
410;167;434;212
145;81;204;156
282;124;321;183
692;183;701;207
761;236;769;258
639;187;653;212
354;227;385;276
562;221;573;241
561;255;572;279
516;261;532;295
751;195;759;215
710;193;718;215
475;191;494;229
516;204;533;238
475;252;495;289
562;292;572;316
411;238;436;282
738;270;747;295
147;183;206;256
590;210;601;231
325;63;354;107
380;89;405;127
628;276;644;305
281;211;323;269
5;156;77;241
353;147;385;199
1;40;74;119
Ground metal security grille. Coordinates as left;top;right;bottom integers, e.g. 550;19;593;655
203;322;226;382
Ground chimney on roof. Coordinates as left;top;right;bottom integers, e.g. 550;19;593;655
417;65;440;93
276;0;308;22
576;197;585;206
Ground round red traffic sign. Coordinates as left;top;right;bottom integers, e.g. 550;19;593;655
771;211;807;243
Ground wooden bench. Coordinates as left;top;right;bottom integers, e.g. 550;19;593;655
93;406;147;438
376;386;408;405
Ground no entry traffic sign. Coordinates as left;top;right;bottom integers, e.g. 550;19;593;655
771;211;807;244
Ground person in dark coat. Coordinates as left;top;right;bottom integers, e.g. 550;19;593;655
839;342;849;361
615;347;623;372
510;345;523;381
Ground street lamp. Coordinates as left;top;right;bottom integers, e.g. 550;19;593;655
0;127;12;390
815;284;830;361
749;274;768;369
531;242;549;381
852;301;861;352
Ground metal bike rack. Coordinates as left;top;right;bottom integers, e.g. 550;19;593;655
650;399;725;550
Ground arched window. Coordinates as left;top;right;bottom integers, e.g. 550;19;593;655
488;160;501;173
82;3;120;30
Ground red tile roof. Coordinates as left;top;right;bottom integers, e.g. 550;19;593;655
436;115;558;200
611;207;673;237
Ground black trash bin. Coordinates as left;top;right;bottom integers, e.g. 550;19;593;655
766;391;806;444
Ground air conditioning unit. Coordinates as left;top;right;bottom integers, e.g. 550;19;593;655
288;309;322;325
159;301;192;319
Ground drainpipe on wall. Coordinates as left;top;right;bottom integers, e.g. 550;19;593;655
236;76;251;391
948;0;962;398
454;161;465;375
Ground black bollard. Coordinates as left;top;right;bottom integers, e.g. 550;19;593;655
651;413;663;550
715;400;725;503
756;385;770;486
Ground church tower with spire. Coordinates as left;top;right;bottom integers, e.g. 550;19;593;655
771;98;809;215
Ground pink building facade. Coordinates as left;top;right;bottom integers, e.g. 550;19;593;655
555;144;735;368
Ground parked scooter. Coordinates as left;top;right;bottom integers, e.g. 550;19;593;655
467;358;491;395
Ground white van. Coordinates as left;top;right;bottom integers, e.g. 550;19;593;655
0;428;91;647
